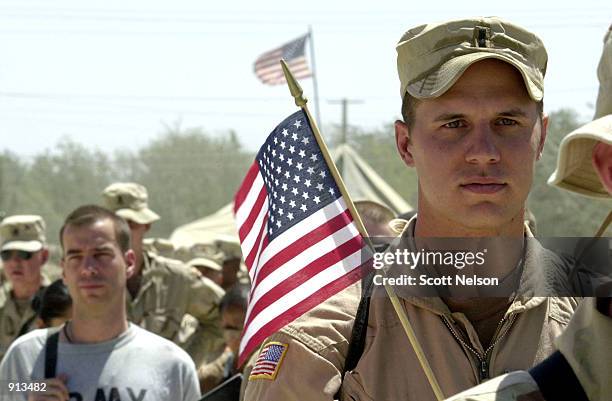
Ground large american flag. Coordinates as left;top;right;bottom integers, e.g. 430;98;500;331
253;34;312;85
234;110;370;365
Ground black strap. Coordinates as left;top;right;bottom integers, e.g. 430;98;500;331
44;332;60;379
17;315;38;338
343;270;375;373
529;351;588;401
334;270;375;401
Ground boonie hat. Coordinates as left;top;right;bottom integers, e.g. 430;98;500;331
102;182;160;224
0;215;46;252
397;17;547;101
548;115;612;200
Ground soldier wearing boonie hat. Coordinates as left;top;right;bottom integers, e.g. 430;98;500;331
102;182;225;366
187;243;224;287
244;17;580;401
0;215;51;360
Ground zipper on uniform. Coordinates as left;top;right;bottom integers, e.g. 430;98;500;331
442;314;516;383
479;359;488;381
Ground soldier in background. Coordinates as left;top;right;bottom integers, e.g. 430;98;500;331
0;215;50;360
102;182;225;366
198;283;250;393
31;278;72;329
216;239;250;289
188;256;224;287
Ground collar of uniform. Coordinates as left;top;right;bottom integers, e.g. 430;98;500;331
391;216;549;316
142;250;154;275
555;298;612;401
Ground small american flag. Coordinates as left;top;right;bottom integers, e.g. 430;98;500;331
253;34;312;85
249;342;288;379
234;109;370;365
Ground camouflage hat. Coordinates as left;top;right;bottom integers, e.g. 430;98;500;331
397;17;547;101
190;242;225;266
187;256;222;272
102;182;160;225
215;238;242;261
0;215;46;252
548;115;612;199
143;237;175;258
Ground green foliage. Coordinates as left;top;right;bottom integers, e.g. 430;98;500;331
0;128;253;247
126;127;252;237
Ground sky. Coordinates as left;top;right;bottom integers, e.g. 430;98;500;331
0;0;610;158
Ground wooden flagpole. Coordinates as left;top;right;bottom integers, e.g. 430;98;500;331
280;59;444;401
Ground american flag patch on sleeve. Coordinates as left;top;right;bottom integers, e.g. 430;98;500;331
249;342;288;381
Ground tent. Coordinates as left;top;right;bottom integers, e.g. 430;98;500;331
170;144;412;249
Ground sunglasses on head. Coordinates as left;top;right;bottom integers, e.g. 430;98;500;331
0;250;34;261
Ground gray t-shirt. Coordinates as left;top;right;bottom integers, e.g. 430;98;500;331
0;323;201;401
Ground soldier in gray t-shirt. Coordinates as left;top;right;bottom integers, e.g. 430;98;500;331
0;205;201;401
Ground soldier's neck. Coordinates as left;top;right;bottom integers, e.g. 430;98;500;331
11;278;41;301
126;253;145;298
65;316;129;344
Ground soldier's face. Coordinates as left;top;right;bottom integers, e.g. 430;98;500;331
222;305;246;354
61;218;135;309
2;248;47;289
126;220;150;252
395;59;547;234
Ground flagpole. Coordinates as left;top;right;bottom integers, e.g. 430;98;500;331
280;59;444;401
308;26;322;128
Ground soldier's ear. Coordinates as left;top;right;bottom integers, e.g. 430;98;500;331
536;113;549;161
395;120;416;167
40;248;49;265
124;249;136;279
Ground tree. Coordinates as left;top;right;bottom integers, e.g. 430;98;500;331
128;127;253;237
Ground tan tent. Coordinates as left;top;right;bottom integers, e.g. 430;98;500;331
170;144;412;249
331;144;412;215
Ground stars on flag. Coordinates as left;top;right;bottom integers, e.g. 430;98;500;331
256;117;341;239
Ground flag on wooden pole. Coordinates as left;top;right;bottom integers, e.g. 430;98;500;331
234;109;369;365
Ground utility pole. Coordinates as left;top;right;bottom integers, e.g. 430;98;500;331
328;98;363;144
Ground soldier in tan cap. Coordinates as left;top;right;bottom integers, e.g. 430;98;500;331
244;17;582;401
102;182;225;366
215;238;246;289
0;215;50;360
188;256;224;287
446;71;612;401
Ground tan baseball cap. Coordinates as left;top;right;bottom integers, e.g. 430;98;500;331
190;242;225;265
0;215;46;252
215;238;242;262
187;256;222;272
548;115;612;199
397;17;547;101
102;182;160;224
